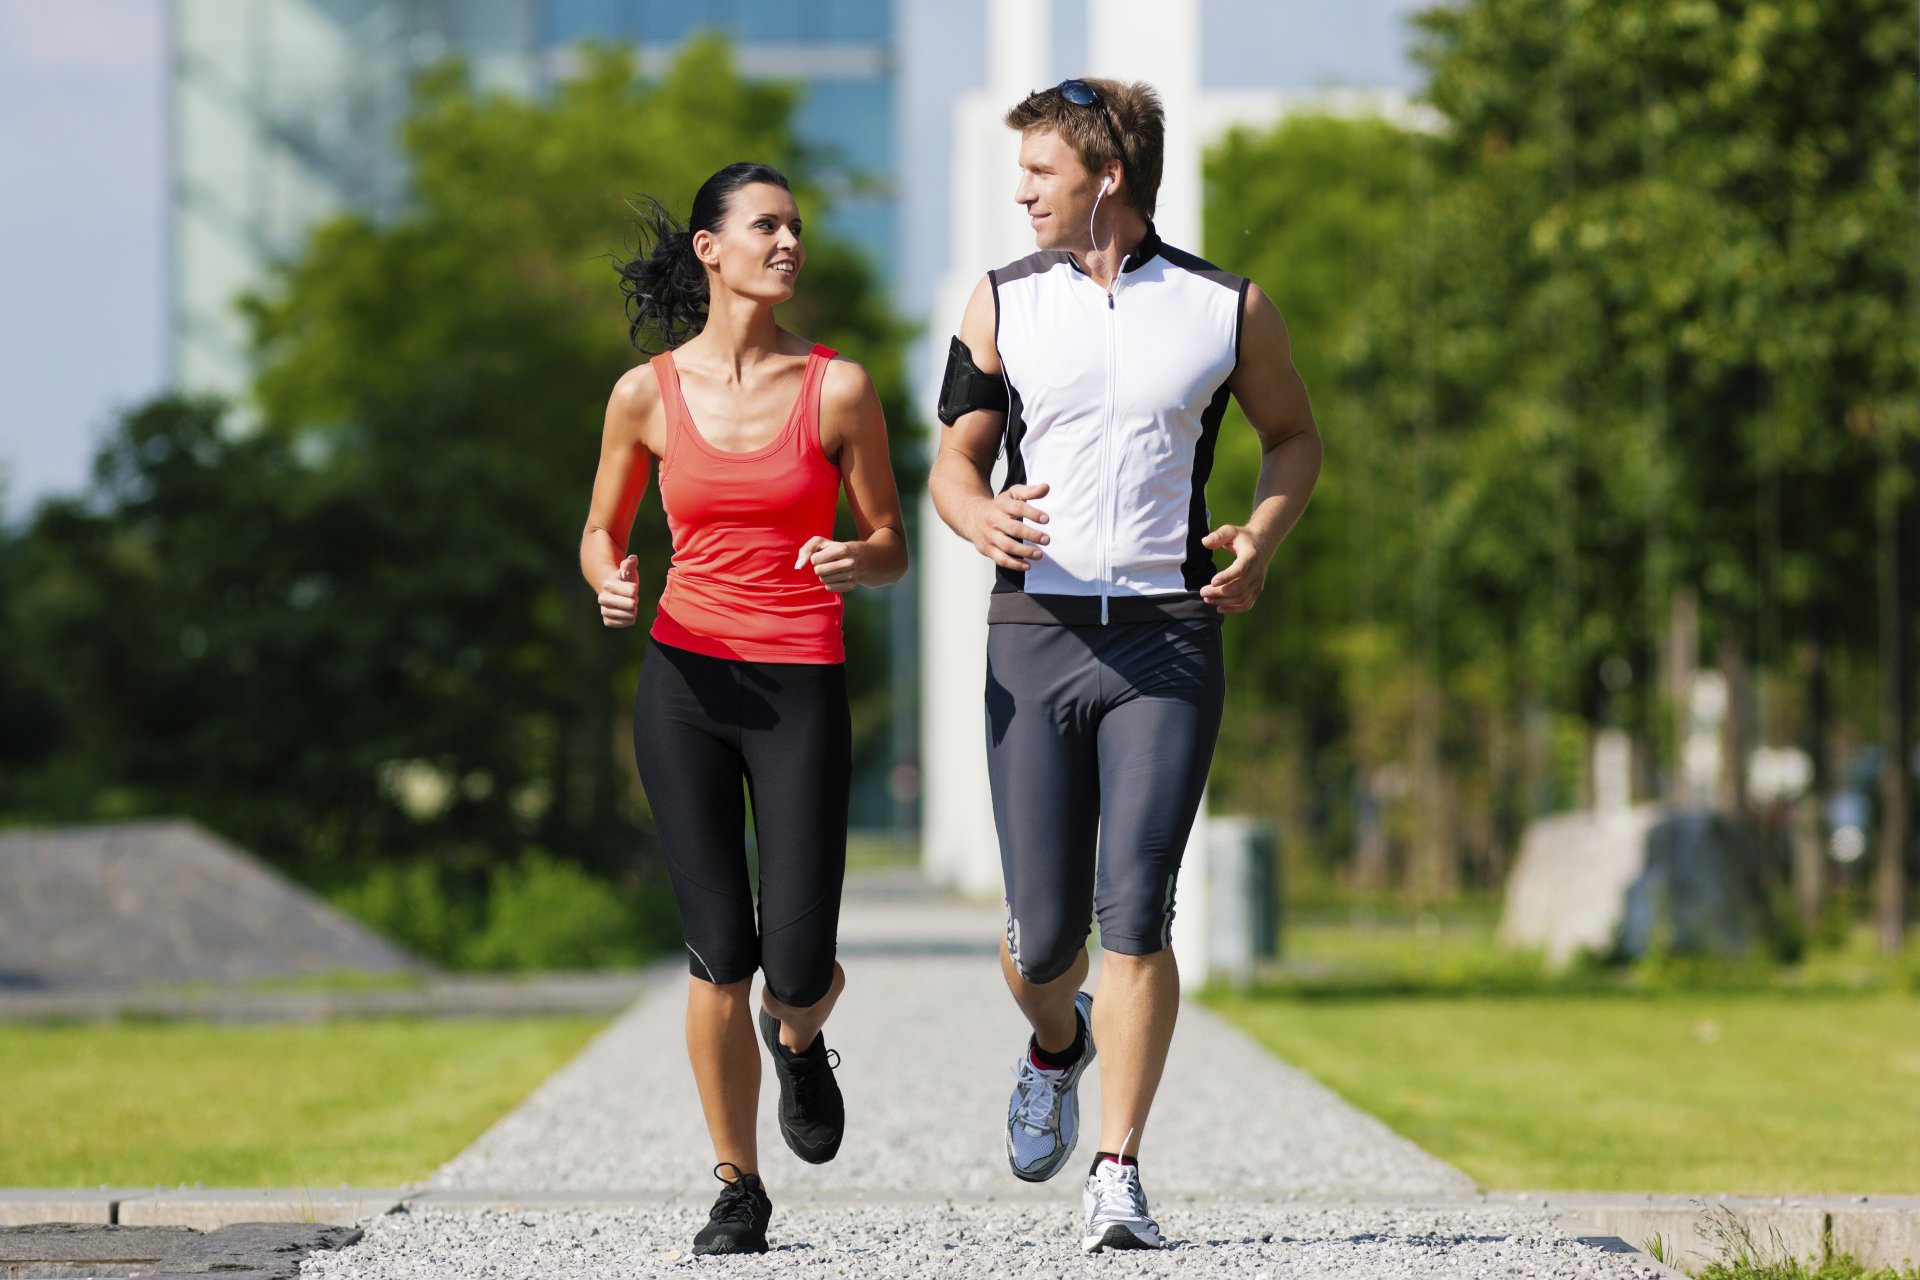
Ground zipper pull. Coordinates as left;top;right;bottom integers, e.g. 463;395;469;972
1107;293;1114;309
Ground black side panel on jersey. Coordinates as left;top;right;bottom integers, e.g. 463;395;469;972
1182;275;1250;590
1182;382;1234;590
994;381;1031;595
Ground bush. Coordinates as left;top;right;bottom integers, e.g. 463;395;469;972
330;860;480;965
333;851;668;971
460;850;647;972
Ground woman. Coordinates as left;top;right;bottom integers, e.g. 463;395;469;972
579;162;907;1256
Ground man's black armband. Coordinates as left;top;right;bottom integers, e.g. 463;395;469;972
936;335;1009;426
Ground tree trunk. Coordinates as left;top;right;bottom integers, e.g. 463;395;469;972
1351;769;1390;894
1483;706;1512;889
1407;679;1457;900
1875;441;1913;956
1793;639;1829;935
1717;631;1754;825
1666;587;1699;807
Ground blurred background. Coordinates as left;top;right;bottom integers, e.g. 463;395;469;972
1;0;1915;984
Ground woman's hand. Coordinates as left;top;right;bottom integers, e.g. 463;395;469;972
795;536;861;593
599;555;642;627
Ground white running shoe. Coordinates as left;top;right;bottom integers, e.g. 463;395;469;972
1081;1157;1164;1252
1004;989;1095;1182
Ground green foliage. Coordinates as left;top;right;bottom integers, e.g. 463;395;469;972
1701;1260;1920;1280
462;849;646;971
1202;0;1919;900
1694;1202;1920;1279
329;850;677;970
330;860;483;965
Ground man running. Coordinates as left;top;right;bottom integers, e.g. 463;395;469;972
929;78;1321;1252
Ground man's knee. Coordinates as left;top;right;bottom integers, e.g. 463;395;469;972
1007;909;1090;985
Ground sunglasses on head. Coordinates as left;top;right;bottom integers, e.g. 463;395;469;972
1056;79;1128;187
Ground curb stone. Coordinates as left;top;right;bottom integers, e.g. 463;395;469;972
0;1221;358;1280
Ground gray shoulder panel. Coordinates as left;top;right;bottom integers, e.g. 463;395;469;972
1154;242;1246;293
991;250;1077;289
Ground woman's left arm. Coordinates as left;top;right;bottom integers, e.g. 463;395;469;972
796;358;909;591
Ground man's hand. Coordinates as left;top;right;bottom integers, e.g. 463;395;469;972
1199;524;1269;614
796;536;862;593
963;482;1051;571
599;555;641;627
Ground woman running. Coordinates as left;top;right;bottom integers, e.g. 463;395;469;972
580;161;907;1255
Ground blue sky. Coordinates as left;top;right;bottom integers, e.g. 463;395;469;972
0;0;165;522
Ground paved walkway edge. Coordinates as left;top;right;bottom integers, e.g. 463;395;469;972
3;1189;1913;1271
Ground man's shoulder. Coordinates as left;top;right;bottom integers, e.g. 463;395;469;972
989;250;1077;290
1145;240;1247;294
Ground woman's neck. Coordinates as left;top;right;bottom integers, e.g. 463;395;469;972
685;288;783;381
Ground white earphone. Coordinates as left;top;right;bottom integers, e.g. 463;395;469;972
1100;176;1113;193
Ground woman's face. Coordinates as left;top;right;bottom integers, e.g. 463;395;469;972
694;182;805;305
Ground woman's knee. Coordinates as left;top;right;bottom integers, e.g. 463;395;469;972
762;956;840;1010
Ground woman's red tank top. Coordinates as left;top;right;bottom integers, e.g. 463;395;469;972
649;344;845;664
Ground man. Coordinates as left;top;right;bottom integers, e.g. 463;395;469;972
929;78;1321;1252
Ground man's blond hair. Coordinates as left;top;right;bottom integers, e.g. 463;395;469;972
1004;79;1166;220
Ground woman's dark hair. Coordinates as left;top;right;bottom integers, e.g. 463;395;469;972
615;161;793;353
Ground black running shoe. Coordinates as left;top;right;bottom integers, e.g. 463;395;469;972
692;1163;771;1256
758;1006;844;1164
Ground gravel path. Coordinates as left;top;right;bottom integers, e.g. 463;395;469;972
304;1203;1670;1279
305;870;1669;1278
431;870;1470;1200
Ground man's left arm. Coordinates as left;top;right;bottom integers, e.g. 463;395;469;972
1200;283;1323;615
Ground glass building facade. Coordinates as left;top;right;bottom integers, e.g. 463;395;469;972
169;0;895;401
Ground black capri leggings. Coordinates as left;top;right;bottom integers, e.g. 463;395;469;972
632;638;851;1007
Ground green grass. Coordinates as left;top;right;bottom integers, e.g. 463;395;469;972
1699;1262;1920;1280
0;1017;606;1186
1207;989;1920;1194
144;969;433;996
1267;910;1920;998
1684;1203;1920;1278
846;829;921;870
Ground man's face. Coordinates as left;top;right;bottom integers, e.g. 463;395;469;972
1014;128;1101;253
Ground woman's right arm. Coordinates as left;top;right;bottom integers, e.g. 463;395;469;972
580;365;662;629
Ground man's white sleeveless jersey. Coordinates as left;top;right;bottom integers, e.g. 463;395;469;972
988;226;1247;625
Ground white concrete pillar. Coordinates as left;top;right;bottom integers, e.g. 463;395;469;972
1087;0;1203;249
919;0;1054;900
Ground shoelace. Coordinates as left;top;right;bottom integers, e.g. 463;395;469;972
1010;1055;1062;1131
1087;1160;1152;1225
707;1162;761;1225
790;1047;840;1107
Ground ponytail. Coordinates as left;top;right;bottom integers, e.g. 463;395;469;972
614;162;793;353
615;196;706;354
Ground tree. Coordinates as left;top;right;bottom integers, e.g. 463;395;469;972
1415;0;1918;933
1201;0;1918;918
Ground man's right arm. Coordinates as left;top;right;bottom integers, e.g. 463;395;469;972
928;275;1051;572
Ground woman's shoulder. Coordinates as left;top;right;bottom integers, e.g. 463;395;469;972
610;359;665;416
606;360;669;455
818;350;875;411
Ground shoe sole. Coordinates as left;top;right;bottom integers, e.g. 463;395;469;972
693;1237;768;1256
758;1007;843;1165
1006;990;1097;1183
1082;1223;1163;1253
